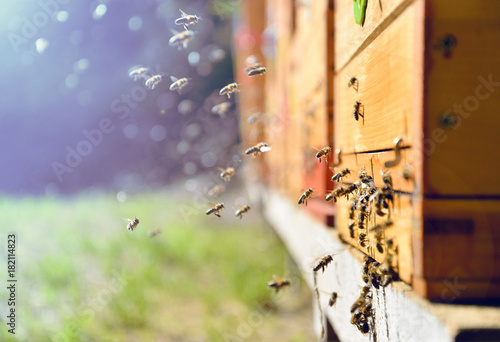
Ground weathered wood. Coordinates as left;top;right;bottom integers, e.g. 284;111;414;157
334;2;415;153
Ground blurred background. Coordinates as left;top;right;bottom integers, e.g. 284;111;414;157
0;0;315;341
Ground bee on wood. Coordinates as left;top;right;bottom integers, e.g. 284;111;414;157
248;66;267;77
353;101;363;121
219;82;240;98
169;29;195;50
346;75;358;90
313;254;333;273
381;170;393;188
206;203;225;218
245;142;271;156
267;275;291;293
174;9;200;29
348;222;356;238
125;217;140;232
145;74;162;90
218;167;235;182
211;102;231;118
147;229;162;238
129;67;149;81
169;76;190;94
331;168;351;183
235;205;251;219
315;146;332;163
326;187;345;202
402;164;413;181
358;233;370;248
298;188;313;206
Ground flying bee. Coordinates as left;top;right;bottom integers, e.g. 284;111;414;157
147;229;161;238
248;66;267;77
326;187;345;202
218;167;235;182
206;203;225;218
129;67;149;81
124;217;140;232
145;74;162;90
315;146;332;163
235;205;251;219
219;82;240;98
298;188;314;206
313;254;333;273
174;9;200;29
353;101;363;121
208;184;225;197
211;102;231;118
169;76;190;94
245;142;271;156
319;290;339;307
169;29;195;50
343;183;359;200
244;55;262;73
331;168;351;183
267;275;291;293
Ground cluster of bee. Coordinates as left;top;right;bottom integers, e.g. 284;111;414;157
350;281;374;334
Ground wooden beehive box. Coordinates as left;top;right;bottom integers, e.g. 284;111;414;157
333;0;500;300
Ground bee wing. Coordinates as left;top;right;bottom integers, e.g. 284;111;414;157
170;76;178;82
123;218;131;222
179;9;188;17
259;146;272;152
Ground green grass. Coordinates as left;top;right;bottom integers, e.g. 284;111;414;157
0;191;313;341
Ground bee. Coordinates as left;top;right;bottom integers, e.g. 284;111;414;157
267;275;291;293
348;222;356;238
381;170;393;188
206;203;225;218
331;168;351;183
245;142;271;156
219;82;240;98
218;167;235;182
211;102;231;118
248;67;267;77
402;164;413;181
313;254;333;273
320;290;339;307
169;76;190;94
353;101;362;121
244;55;262;73
208;184;225;197
346;75;358;89
343;183;359;200
298;188;313;206
129;67;149;81
315;146;332;163
125;217;140;232
358;233;370;248
147;229;161;238
145;75;162;90
360;285;371;298
235;205;251;219
348;200;357;219
325;187;345;202
169;29;195;50
174;9;200;29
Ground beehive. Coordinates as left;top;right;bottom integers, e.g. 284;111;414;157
236;0;500;300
